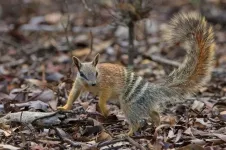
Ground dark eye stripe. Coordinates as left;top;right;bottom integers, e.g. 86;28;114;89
80;72;88;80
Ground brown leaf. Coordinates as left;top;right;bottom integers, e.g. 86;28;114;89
72;39;113;57
177;144;204;150
161;115;177;126
0;128;11;136
80;101;90;110
44;12;62;24
191;100;205;112
219;111;226;122
96;131;112;142
193;118;211;129
72;48;90;58
86;104;97;113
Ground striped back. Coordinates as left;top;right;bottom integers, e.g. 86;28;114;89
122;69;149;103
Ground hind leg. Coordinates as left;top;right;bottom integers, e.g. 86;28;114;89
127;123;140;136
149;110;160;126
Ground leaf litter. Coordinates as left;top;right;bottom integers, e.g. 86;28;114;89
0;0;225;149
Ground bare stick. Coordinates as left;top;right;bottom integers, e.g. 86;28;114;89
41;63;46;83
83;31;94;61
61;0;72;54
61;0;73;77
81;0;92;12
128;21;135;69
141;54;180;68
54;127;89;148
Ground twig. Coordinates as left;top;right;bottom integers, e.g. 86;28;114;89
64;137;88;147
41;63;46;83
141;54;180;68
54;127;90;148
61;0;72;53
0;37;20;48
93;136;146;150
82;0;92;12
125;136;146;150
61;0;73;78
97;138;127;148
27;90;44;101
17;24;115;34
128;21;135;69
83;31;94;61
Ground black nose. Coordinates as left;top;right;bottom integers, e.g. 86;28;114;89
91;83;96;86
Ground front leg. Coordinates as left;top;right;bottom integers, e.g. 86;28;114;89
99;89;111;117
127;123;139;136
58;79;83;110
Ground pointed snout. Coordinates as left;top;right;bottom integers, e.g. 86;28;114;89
90;82;96;86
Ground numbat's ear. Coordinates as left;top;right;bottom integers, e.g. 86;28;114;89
72;56;82;70
92;53;100;66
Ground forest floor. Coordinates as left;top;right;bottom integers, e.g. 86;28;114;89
0;0;226;150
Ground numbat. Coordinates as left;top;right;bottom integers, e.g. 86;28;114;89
58;12;215;136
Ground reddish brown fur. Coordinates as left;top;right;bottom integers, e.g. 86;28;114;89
97;63;125;98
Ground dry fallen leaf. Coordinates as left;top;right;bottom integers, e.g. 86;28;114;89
86;104;97;113
161;115;177;126
0;144;20;150
193;118;211;129
0;128;11;136
72;39;114;57
96;131;112;142
72;48;90;58
213;133;226;142
44;12;62;24
219;111;226;122
80;101;90;110
191;100;205;112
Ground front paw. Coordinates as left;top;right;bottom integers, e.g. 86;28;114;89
127;128;134;137
101;109;109;118
57;104;71;110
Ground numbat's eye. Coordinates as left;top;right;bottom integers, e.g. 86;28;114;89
80;72;87;80
96;72;98;77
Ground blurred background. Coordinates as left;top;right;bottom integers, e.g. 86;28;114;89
0;0;225;85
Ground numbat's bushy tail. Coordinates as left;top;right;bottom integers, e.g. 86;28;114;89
58;12;215;136
164;12;215;95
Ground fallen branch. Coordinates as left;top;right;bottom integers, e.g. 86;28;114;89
0;111;59;125
141;54;180;68
54;127;91;148
16;24;115;34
